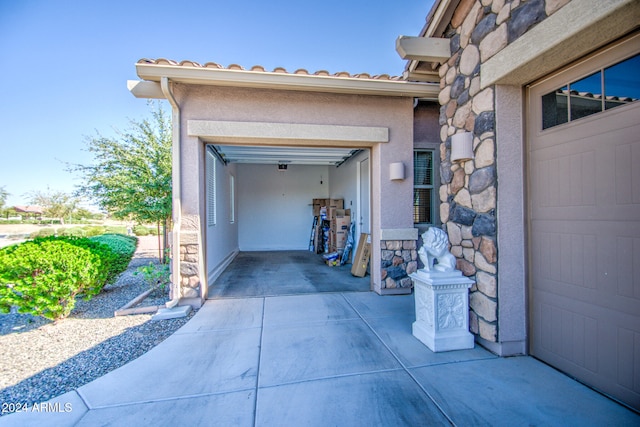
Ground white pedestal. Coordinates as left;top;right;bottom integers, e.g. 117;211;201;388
410;270;475;352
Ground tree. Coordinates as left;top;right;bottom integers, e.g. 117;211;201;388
29;188;78;224
73;102;172;261
0;186;8;211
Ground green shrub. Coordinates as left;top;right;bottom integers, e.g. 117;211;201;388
59;227;86;238
0;238;108;320
29;228;56;239
90;234;138;282
83;225;106;237
133;225;150;236
147;226;159;236
0;234;138;320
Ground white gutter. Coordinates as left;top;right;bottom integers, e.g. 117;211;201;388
136;62;439;99
161;77;182;309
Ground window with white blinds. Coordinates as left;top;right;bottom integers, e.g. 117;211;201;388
413;150;434;224
206;150;216;226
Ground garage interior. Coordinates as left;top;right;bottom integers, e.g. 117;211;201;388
206;144;372;298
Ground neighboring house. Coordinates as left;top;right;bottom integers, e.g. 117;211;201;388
129;0;639;409
13;205;44;219
396;0;639;410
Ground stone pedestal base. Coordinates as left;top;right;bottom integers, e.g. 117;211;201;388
410;270;475;352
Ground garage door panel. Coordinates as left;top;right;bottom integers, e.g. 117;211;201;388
615;141;640;204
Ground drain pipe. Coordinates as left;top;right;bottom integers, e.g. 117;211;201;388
161;77;182;309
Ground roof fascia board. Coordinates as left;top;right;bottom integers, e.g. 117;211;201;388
481;0;640;88
406;0;459;74
127;80;165;99
396;36;451;62
188;120;388;147
135;63;438;99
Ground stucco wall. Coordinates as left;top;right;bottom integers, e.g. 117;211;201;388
172;84;415;296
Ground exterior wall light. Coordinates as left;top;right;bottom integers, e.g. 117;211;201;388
450;132;474;162
390;162;405;180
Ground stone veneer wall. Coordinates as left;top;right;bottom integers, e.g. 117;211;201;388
437;0;570;342
380;239;418;290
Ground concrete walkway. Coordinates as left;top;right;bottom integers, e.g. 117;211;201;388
2;292;638;426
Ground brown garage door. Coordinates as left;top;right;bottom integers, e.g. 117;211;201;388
527;35;640;410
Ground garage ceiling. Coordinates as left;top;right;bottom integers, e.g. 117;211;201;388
211;145;361;166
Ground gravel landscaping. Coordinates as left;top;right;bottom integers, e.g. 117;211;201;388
0;236;196;412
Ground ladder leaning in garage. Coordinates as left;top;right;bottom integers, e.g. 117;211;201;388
308;216;318;252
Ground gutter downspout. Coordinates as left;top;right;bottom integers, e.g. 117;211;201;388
161;77;182;309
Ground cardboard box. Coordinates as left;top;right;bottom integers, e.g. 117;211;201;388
328;199;344;209
329;208;351;219
351;233;371;277
312;198;328;216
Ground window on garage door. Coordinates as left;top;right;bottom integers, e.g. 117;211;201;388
541;53;640;130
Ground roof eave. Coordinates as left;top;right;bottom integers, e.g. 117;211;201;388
134;63;439;99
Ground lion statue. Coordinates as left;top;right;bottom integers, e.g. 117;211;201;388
418;227;457;273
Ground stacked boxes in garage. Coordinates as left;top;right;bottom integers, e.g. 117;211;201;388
311;199;350;255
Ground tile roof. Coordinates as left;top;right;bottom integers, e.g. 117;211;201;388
137;58;405;81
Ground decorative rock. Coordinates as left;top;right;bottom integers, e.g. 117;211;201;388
509;0;546;43
447;222;462;245
188;275;200;287
460;1;482;47
180;262;199;276
182;287;199;298
440;184;449;203
479;319;497;341
445;65;457;85
451;245;463;257
469;310;479;334
471;13;497;45
403;240;417;250
450;75;466;99
406;261;418;275
438;85;451;106
480;237;497;263
463;247;475;262
474;111;495;135
476;271;497;298
386;266;407;280
472;186;496;212
469;76;481;97
386;240;402;250
479;23;508;62
472;213;496;237
385;277;397;289
464;159;475;175
392;255;404;266
457;258;476;276
184;253;198;263
457;89;470;108
464;111;475;132
474;138;495;168
491;0;505;14
461;239;474;248
451;168;466;194
497;2;511;25
454;188;472;209
399;277;413;288
475;251;497;274
469;166;496;194
546;0;570;15
381;269;388;280
459;45;480;76
450;33;461;53
440;203;450;223
472;87;494;114
461;225;474;240
453;102;472;128
446;99;458;119
472;236;482;249
470;291;497;322
440;162;453;184
382;250;394;260
450;204;476;226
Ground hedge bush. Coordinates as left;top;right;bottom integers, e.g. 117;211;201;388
84;225;106;237
0;234;137;320
133;225;150;236
29;228;56;239
104;226;127;235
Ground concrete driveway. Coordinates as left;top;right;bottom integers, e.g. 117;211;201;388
2;291;638;426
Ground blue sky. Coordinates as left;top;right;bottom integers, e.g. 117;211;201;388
0;0;432;207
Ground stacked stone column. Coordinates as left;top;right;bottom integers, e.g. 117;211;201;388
436;0;569;343
380;239;418;291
